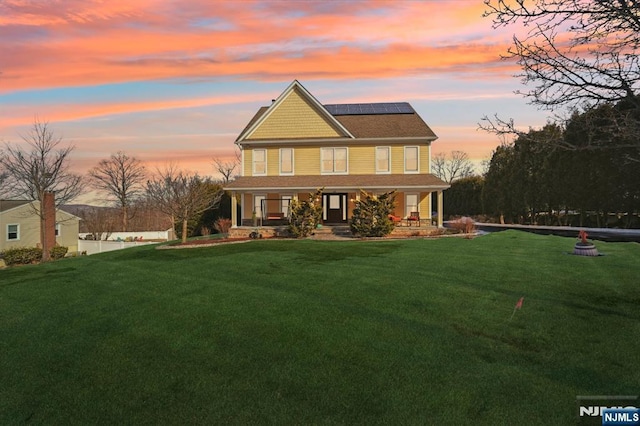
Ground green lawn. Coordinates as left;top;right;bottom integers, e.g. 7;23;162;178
1;231;639;424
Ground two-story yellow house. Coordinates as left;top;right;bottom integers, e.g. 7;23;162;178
224;80;449;231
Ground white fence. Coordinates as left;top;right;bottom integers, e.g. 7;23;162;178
78;230;173;242
77;230;173;255
78;239;157;255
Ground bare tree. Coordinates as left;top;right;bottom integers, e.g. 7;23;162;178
484;0;640;110
212;148;241;184
431;151;475;183
0;119;82;260
0;157;8;198
126;198;174;232
482;1;640;156
146;166;224;243
88;151;146;232
81;206;118;241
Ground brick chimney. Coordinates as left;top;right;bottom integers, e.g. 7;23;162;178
42;191;56;261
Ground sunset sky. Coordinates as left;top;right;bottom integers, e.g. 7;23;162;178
1;0;550;193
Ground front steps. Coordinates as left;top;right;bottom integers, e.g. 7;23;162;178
309;225;352;240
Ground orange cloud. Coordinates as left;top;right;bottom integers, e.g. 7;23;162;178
1;0;514;93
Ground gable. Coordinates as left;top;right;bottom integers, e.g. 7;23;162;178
235;80;437;143
247;87;347;140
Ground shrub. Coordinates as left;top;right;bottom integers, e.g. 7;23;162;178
450;216;476;238
288;189;323;238
1;247;43;266
350;190;397;237
50;246;68;260
213;218;232;234
200;226;210;236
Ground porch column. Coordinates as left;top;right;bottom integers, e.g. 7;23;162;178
231;191;238;228
437;190;444;228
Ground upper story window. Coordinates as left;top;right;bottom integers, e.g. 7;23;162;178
7;224;19;241
376;146;390;173
280;148;294;175
321;147;348;174
55;223;61;237
404;146;419;173
253;149;266;176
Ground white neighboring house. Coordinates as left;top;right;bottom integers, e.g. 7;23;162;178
0;199;80;253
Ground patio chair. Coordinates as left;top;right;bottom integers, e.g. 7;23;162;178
407;211;421;227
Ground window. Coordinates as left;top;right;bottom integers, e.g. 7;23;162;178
321;147;348;174
376;146;390;173
405;194;419;217
55;223;61;237
280;148;293;175
281;195;292;216
7;224;19;241
405;146;419;173
253;149;266;175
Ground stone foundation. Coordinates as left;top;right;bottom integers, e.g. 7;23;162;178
228;226;291;239
228;225;441;239
390;226;440;237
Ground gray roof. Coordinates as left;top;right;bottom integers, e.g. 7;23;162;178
0;199;31;213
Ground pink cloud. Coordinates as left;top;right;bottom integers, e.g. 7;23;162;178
0;91;271;129
1;0;514;93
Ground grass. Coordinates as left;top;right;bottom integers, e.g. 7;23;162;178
1;230;639;424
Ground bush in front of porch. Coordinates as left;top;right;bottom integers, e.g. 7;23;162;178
350;190;396;237
288;189;323;238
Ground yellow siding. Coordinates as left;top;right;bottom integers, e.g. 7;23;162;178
420;146;430;174
243;150;252;176
390;146;405;174
243;143;433;177
419;194;432;219
348;146;374;174
249;88;343;140
294;146;320;175
266;149;279;175
425;144;432;173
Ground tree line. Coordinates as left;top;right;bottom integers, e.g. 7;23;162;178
0;119;239;250
448;0;640;228
444;100;640;228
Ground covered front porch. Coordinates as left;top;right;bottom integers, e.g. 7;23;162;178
223;174;450;234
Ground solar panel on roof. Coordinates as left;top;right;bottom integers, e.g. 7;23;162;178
324;102;414;116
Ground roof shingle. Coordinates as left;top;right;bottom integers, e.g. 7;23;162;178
224;174;449;191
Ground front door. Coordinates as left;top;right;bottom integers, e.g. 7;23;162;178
323;193;348;224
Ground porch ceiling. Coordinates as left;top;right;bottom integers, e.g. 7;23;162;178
223;174;450;192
